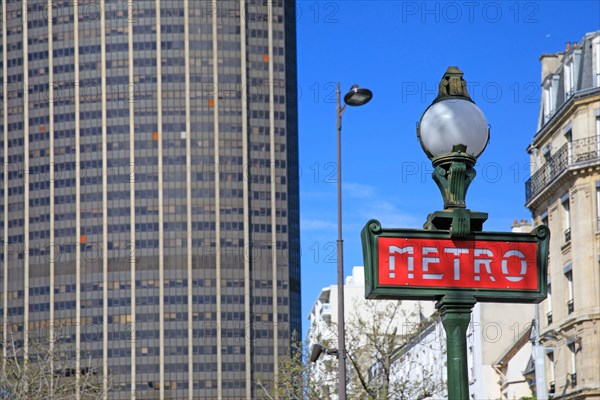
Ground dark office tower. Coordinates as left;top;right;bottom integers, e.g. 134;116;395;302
0;0;300;398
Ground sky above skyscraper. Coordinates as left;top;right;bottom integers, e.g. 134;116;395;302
296;0;600;337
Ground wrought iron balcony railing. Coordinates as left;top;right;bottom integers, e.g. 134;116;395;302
526;136;600;203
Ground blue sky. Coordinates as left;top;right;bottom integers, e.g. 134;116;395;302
295;1;600;338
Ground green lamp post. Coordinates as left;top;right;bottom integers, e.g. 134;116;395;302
417;66;490;399
361;66;549;400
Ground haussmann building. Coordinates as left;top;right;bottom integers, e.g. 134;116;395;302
526;30;600;399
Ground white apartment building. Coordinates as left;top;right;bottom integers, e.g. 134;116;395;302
307;266;436;398
390;315;447;399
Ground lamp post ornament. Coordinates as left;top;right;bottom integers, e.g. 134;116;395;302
361;67;549;399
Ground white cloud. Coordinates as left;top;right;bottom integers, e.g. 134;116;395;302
343;182;376;198
302;181;422;236
349;199;422;229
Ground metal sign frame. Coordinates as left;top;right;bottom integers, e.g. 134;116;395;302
361;219;550;303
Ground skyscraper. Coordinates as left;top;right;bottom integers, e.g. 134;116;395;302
0;1;300;398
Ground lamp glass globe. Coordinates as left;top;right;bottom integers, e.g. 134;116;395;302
419;99;489;158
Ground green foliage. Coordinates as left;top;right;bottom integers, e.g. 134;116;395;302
257;332;331;400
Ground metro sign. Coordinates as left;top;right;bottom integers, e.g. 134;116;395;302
379;238;538;290
361;220;549;303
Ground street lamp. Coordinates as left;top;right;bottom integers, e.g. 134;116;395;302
361;66;548;400
417;66;490;237
417;66;490;399
336;82;372;400
309;344;339;363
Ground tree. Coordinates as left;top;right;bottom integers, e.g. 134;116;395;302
256;332;331;400
261;300;446;399
0;329;108;400
344;299;445;400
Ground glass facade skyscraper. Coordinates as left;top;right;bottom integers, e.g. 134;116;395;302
0;1;300;398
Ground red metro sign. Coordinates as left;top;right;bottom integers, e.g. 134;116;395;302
378;237;538;290
362;220;549;303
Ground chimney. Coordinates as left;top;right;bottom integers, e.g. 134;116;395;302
573;41;578;49
566;42;571;51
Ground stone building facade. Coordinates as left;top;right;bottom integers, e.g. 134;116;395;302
525;30;600;399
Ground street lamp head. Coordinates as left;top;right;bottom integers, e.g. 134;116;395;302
344;84;373;107
310;344;325;363
418;67;490;235
417;67;489;160
309;344;339;363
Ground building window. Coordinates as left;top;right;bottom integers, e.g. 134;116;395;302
594;36;600;87
562;194;571;243
564;128;573;164
546;282;553;325
543;84;554;121
542;74;559;123
596;115;600;158
596;181;600;231
568;342;577;387
547;350;555;394
565;267;574;314
542;144;552;166
564;61;575;97
542;210;552;325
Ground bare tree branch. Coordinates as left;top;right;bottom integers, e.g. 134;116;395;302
0;329;108;400
344;300;446;400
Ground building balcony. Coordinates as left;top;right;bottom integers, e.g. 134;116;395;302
526;136;600;204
